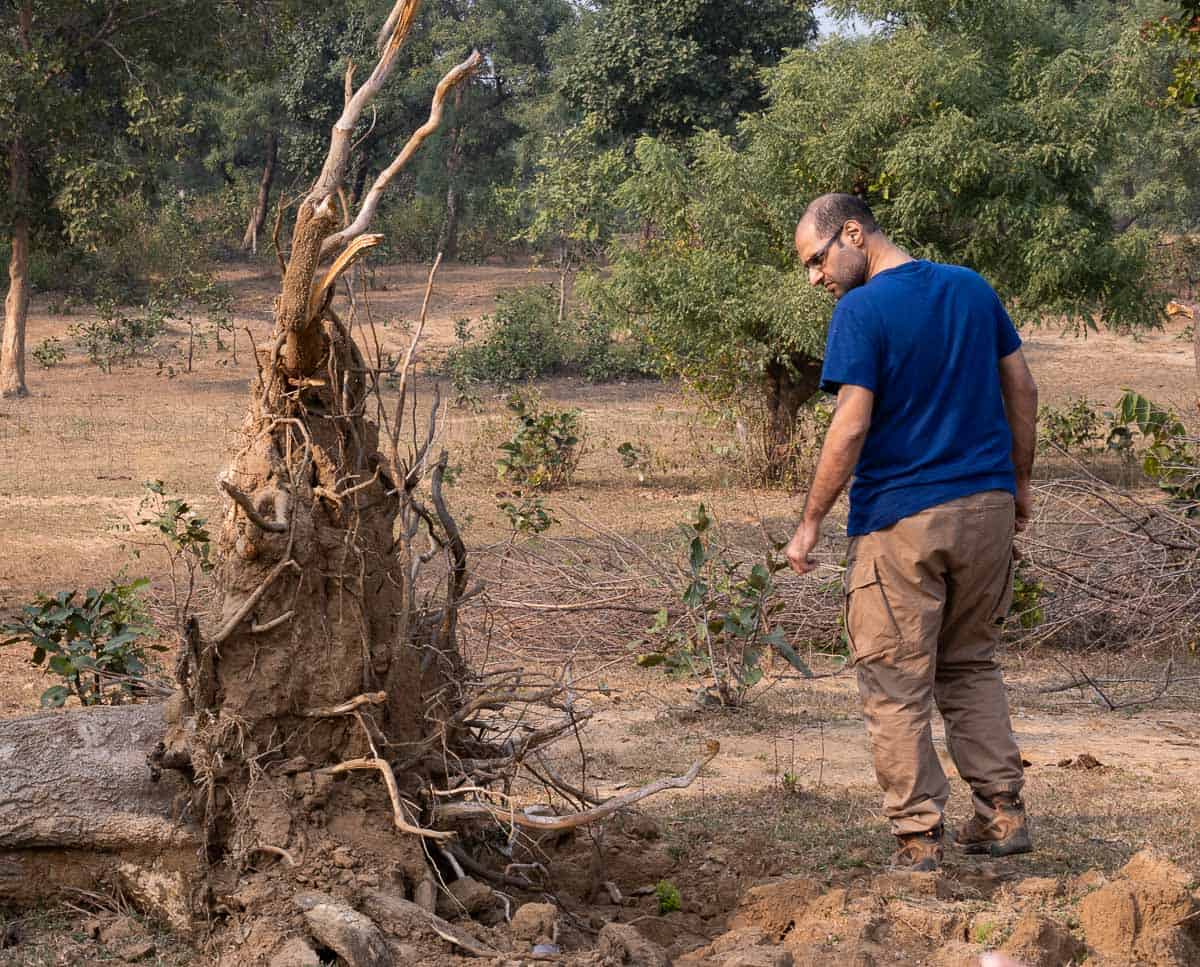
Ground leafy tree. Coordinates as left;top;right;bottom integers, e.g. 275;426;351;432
595;0;1162;480
1149;0;1200;106
513;119;628;322
1094;0;1200;307
562;0;818;141
0;0;216;398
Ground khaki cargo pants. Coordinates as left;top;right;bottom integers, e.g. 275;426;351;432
844;490;1025;835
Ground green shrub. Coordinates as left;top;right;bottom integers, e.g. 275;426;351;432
446;286;567;385
1010;560;1047;630
498;493;556;535
638;505;812;705
456;186;527;264
1109;390;1200;503
1038;397;1104;453
68;297;173;372
132;480;213;627
31;336;67;369
1;579;164;707
617;441;651;483
655;880;682;915
495;392;582;491
577;306;658;383
377;194;443;263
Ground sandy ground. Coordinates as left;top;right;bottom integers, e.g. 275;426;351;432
1;258;1198;964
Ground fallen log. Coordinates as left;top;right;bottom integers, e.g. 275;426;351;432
0;702;199;915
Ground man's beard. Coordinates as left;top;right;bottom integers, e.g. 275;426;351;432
832;247;869;297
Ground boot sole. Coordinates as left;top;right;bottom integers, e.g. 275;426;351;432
956;831;1033;857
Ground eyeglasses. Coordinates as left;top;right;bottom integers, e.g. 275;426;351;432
803;223;844;271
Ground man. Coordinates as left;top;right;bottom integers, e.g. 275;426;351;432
785;193;1038;872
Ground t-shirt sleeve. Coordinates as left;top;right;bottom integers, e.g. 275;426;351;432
820;303;881;394
993;291;1021;358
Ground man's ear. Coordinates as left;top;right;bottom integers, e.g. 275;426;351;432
843;219;867;248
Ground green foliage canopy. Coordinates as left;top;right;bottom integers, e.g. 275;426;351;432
562;0;818;140
0;1;216;252
595;0;1165;426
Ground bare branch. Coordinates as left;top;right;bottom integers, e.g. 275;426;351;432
210;559;300;645
319;758;454;841
219;478;288;533
311;0;423;200
320;51;482;259
433;743;720;832
309;233;382;319
250;610;295;634
301;692;388;718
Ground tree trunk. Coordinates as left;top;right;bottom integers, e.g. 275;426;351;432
558;241;571;326
1;3;32;399
0;703;200;918
763;354;823;482
1192;302;1200;412
438;182;460;261
1;199;30;399
435;89;464;261
0;703;194;854
241;132;278;254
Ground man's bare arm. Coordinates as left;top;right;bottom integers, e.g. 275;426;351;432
785;384;874;574
998;349;1037;530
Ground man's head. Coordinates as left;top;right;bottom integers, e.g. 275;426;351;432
794;193;880;299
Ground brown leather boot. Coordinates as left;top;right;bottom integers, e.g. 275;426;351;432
890;826;943;872
954;796;1032;857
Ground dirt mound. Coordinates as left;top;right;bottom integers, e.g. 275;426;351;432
1078;849;1200;966
681;871;960;966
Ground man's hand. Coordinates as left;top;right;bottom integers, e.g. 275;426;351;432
1015;478;1032;533
785;518;822;575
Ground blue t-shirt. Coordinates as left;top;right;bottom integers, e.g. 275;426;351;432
819;260;1021;537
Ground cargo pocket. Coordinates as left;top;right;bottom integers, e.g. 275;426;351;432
843;558;904;664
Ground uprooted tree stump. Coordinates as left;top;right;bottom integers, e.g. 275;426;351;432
0;3;715;962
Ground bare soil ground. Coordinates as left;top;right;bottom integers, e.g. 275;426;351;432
1;258;1198;965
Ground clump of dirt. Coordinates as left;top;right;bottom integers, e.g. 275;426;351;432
666;849;1200;967
1078;849;1200;966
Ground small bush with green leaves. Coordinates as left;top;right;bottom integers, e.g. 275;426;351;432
1110;390;1200;503
1;579;164;707
445;286;567;385
495;393;582;491
376;194;443;263
639;505;812;705
655;880;682;915
577;306;657;383
68;296;173;372
1009;559;1047;630
1038;397;1104;454
617;441;651;483
31;336;67;369
498;493;556;535
134;480;212;625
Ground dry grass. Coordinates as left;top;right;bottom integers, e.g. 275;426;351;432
2;259;1200;961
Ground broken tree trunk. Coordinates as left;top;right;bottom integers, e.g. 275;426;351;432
0;7;719;961
151;2;483;896
0;703;198;909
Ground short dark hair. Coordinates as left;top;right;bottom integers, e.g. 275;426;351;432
804;193;879;236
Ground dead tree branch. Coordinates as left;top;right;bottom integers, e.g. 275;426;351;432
432;743;719;832
320;758;455;841
321;53;481;260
